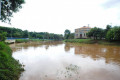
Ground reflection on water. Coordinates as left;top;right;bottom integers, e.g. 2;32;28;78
11;41;120;80
69;43;120;65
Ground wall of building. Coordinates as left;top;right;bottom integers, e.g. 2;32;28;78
74;27;91;39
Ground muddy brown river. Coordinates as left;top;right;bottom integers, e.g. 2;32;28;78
10;41;120;80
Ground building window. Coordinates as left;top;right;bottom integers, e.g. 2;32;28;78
84;33;86;36
75;30;77;32
76;34;78;37
80;32;82;34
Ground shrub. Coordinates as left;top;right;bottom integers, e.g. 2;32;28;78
106;26;120;41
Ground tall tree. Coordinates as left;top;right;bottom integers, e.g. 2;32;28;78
64;29;71;39
0;0;25;23
106;25;112;31
68;33;74;39
105;25;112;36
87;27;104;40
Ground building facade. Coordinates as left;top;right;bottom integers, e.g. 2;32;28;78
75;26;91;39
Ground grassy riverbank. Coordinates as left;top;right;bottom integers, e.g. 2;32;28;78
15;39;45;43
64;39;120;45
64;39;95;44
0;42;24;80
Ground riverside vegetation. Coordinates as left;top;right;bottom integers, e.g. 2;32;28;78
0;26;64;40
64;25;120;45
15;39;44;43
0;32;24;80
64;39;95;44
64;39;120;45
0;42;24;80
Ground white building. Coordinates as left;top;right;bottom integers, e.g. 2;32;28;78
75;26;91;39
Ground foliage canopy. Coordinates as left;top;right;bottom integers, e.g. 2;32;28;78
0;0;25;23
87;25;120;41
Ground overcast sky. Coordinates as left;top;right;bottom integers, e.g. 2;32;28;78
0;0;120;34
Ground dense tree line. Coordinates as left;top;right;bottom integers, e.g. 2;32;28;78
0;26;64;40
87;25;120;41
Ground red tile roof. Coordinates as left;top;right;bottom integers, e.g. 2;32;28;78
75;26;91;30
80;26;91;29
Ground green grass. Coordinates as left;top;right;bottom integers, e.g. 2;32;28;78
16;39;29;43
64;39;95;44
15;39;44;43
0;42;24;80
64;39;120;46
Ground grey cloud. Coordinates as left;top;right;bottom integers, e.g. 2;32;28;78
102;0;120;22
103;0;120;8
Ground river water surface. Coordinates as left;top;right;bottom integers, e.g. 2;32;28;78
10;41;120;80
